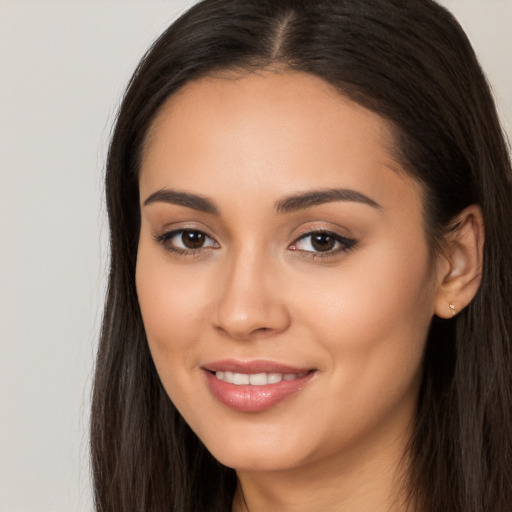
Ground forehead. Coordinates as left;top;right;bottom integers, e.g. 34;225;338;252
140;70;419;214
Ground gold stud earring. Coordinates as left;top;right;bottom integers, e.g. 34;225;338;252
449;303;457;316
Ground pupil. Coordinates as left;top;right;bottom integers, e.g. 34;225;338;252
312;233;335;252
182;231;205;249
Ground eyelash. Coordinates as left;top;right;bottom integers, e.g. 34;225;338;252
290;230;357;258
154;229;219;257
154;228;357;259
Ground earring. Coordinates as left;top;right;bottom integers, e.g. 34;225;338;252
449;303;457;316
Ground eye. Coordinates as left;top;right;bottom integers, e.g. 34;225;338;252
289;231;356;256
155;229;219;253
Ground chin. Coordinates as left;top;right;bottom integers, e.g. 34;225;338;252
197;425;314;473
211;447;300;473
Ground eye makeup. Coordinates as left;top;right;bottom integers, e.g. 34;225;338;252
153;226;357;260
289;230;357;259
154;228;220;257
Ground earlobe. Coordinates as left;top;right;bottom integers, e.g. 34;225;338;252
434;205;485;319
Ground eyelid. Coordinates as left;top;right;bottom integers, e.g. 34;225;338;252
153;221;217;241
154;227;220;254
288;229;357;256
152;224;356;258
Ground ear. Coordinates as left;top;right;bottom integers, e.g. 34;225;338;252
434;204;485;318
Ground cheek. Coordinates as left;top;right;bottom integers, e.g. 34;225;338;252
135;251;218;423
301;231;436;342
289;237;435;411
135;244;211;373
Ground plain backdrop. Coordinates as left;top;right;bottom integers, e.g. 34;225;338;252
0;1;510;511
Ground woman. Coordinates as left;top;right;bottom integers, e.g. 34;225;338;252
91;0;512;511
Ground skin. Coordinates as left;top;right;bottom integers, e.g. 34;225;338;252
136;70;483;512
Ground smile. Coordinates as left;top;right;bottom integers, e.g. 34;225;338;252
203;360;316;412
214;371;309;386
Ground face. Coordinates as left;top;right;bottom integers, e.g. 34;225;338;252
136;71;441;473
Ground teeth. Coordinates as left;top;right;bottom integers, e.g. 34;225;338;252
214;371;307;386
249;373;267;385
267;373;283;384
233;373;250;385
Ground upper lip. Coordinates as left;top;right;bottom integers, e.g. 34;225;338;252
202;359;313;374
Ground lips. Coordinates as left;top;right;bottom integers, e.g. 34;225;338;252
202;359;316;412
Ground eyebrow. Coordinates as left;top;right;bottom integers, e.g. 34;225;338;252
143;187;381;215
275;188;381;213
143;189;219;214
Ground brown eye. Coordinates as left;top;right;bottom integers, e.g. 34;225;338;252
181;230;206;249
155;229;219;253
290;230;356;256
311;233;336;252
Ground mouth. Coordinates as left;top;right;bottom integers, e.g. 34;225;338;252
202;360;316;412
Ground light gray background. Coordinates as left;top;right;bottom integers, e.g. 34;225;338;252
0;1;510;511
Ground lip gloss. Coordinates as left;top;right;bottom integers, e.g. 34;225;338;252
202;360;315;412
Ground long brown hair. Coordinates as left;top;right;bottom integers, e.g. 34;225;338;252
91;1;512;510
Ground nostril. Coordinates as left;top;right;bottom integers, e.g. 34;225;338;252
213;323;276;341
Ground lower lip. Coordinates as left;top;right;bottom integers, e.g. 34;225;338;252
204;370;315;412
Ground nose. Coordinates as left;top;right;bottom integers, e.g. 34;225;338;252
212;249;291;341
